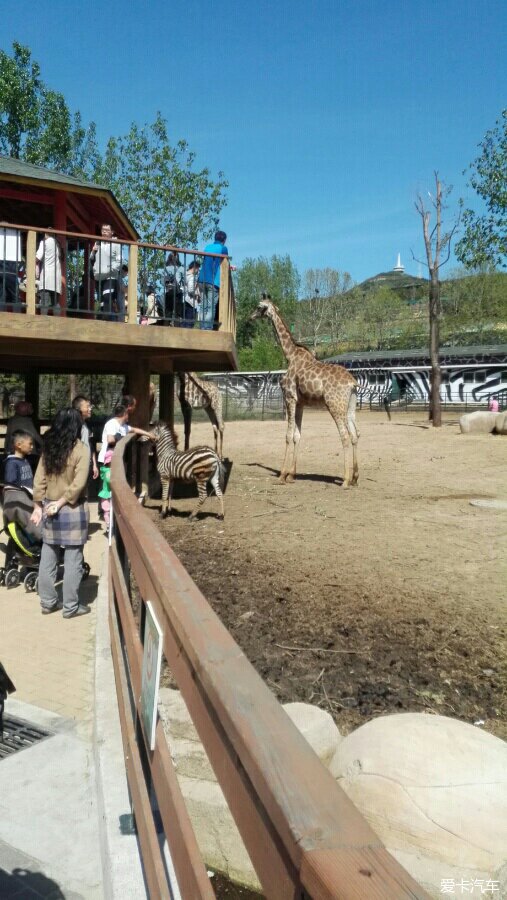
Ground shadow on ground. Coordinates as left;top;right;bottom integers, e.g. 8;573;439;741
0;865;69;899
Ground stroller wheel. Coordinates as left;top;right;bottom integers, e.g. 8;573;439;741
81;562;91;581
5;568;21;589
24;570;39;593
0;568;5;586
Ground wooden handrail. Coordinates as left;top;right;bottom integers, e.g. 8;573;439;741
0;220;230;259
109;435;429;900
1;220;236;339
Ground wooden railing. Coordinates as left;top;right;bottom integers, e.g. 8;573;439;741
0;222;236;339
108;434;429;900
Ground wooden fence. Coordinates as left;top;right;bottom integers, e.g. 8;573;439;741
108;435;429;899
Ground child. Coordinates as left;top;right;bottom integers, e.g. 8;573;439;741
3;430;42;541
98;449;113;533
97;402;154;465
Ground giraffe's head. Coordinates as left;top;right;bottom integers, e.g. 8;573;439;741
250;293;275;321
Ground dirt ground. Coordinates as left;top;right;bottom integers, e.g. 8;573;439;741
146;408;507;741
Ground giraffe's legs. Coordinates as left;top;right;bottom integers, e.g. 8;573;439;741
286;403;303;483
348;390;360;486
205;407;225;459
327;403;352;487
279;397;296;482
160;477;173;517
337;421;352;488
182;405;192;451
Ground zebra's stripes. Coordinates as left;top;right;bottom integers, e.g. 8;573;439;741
153;423;225;520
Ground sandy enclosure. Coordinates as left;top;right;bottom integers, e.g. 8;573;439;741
146;408;507;740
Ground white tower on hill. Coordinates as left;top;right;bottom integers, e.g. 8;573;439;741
393;253;404;273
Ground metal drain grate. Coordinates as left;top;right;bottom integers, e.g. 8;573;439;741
0;715;53;760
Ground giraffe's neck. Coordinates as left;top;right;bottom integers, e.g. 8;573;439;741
270;307;297;362
188;372;206;392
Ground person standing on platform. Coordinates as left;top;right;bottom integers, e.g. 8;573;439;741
197;230;228;330
36;231;62;316
91;224;122;320
0;227;22;311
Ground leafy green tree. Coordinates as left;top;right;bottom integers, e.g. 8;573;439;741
0;42;98;175
235;254;300;350
93;113;228;249
356;286;407;350
456;110;507;270
441;268;507;342
298;268;354;350
238;334;286;370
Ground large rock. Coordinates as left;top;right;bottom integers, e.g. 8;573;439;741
158;689;342;891
330;713;507;898
178;775;261;891
283;702;342;765
459;410;498;434
494;412;507;435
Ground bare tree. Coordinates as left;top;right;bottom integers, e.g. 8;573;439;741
413;174;460;427
299;268;353;351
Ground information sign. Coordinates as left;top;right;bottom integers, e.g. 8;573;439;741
140;601;163;751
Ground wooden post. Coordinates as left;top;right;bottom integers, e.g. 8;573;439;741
127;358;151;497
127;244;138;324
54;193;67;315
25;230;37;315
24;371;39;422
159;374;174;427
218;259;230;332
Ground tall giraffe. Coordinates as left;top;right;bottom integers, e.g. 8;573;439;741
251;295;359;486
177;372;225;458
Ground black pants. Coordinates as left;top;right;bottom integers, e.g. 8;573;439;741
0;262;21;310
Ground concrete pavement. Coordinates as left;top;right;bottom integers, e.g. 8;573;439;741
0;512;146;898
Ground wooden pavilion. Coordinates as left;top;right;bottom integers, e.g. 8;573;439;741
0;156;237;432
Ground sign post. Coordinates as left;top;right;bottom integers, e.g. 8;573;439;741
140;601;163;751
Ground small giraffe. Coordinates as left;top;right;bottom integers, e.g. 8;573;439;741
250;295;359;487
177;372;225;458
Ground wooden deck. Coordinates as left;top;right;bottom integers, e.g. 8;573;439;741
0;310;237;375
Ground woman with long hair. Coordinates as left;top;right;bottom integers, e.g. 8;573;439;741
30;407;91;618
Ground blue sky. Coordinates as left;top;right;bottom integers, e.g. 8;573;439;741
3;0;506;284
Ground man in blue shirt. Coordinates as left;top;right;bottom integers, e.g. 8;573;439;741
198;230;228;330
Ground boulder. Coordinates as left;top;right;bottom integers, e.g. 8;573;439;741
178;775;261;891
494;412;507;435
158;689;342;891
330;713;507;898
158;687;199;741
459;410;498;434
283;702;342;765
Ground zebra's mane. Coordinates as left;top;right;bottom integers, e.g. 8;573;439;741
157;421;179;448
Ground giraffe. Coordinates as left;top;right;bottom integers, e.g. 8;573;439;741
177;372;225;458
250;295;359;487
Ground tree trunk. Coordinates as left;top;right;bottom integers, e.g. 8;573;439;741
428;273;442;427
69;374;77;404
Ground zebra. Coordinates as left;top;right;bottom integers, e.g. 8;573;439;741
152;423;225;520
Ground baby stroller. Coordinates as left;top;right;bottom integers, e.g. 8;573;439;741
0;487;90;592
0;518;41;591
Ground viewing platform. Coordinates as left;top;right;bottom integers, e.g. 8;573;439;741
0;156;237;387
